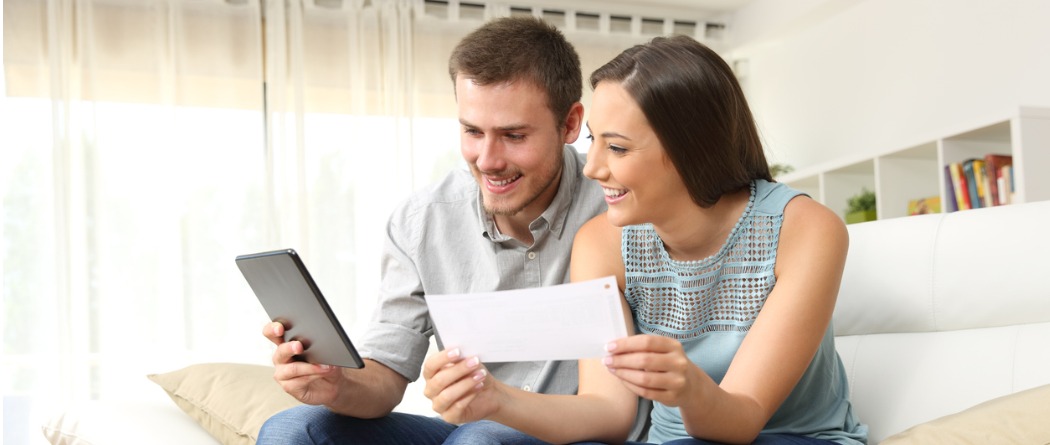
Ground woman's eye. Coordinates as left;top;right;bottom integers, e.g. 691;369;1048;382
585;134;594;141
608;144;627;154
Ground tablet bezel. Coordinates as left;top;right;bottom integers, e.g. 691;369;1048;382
236;248;365;369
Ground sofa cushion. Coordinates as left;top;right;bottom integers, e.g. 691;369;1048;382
880;383;1050;444
834;321;1050;443
147;362;301;445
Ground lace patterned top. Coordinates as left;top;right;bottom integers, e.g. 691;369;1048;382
623;179;867;444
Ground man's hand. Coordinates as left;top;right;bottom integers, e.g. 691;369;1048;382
263;321;344;406
422;348;504;424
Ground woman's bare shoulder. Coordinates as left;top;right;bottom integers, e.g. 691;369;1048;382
571;212;625;281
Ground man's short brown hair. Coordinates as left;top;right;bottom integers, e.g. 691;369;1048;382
449;17;582;128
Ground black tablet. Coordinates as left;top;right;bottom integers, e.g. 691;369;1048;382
236;248;365;368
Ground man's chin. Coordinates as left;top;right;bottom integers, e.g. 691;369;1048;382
482;197;524;217
483;204;524;217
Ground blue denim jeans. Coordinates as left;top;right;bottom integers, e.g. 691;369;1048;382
627;434;838;445
257;405;836;445
256;405;556;445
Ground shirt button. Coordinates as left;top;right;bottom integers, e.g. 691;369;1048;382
527;252;537;260
522;384;532;392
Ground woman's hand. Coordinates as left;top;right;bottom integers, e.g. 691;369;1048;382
422;348;504;424
603;334;703;408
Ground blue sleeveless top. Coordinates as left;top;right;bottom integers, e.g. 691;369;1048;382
622;180;867;444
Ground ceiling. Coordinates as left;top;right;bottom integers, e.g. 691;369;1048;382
509;0;756;21
605;0;755;13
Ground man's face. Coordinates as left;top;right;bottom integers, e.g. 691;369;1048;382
456;76;574;219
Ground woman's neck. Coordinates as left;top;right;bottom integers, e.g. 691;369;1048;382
654;186;752;262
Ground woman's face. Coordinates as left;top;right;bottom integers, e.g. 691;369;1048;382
583;81;692;227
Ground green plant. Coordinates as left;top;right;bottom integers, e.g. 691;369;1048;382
770;163;794;178
846;188;876;214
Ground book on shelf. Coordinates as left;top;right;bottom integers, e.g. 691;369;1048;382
907;196;941;215
961;159;985;209
943;164;958;212
983;154;1013;206
1000;164;1015;204
948;162;971;210
945;153;1015;212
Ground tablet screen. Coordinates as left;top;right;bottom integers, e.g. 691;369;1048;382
236;249;365;368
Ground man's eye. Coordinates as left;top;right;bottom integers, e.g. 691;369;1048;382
506;134;525;141
464;128;481;136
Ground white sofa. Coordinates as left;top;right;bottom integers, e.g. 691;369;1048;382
831;199;1050;443
41;201;1050;444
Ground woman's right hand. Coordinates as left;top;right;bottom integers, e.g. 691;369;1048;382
603;333;706;409
263;321;343;406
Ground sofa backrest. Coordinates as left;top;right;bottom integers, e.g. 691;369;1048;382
833;200;1050;336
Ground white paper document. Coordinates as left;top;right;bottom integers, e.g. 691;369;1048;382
426;276;627;363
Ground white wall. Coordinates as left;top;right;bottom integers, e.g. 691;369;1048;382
727;0;1050;170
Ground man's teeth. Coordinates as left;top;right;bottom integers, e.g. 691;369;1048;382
603;187;627;198
488;175;520;187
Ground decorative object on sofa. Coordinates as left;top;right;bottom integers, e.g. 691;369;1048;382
880;383;1050;444
146;363;302;445
41;363;301;445
844;187;876;224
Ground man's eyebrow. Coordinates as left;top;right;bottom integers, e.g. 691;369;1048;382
458;119;530;132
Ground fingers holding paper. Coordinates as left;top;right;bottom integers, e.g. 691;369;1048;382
423;347;503;424
603;334;703;408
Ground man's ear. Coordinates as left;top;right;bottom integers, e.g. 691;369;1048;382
562;102;585;143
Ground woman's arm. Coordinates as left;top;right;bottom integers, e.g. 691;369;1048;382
604;196;848;444
688;196;848;442
423;213;638;444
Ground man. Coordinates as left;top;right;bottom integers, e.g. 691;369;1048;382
257;16;607;444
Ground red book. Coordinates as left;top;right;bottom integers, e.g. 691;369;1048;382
983;154;1013;206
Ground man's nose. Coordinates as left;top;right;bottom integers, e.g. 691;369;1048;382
475;137;506;172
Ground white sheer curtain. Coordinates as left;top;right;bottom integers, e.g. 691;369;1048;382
2;0;462;439
3;0;658;441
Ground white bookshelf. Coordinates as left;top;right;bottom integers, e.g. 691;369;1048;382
778;106;1050;222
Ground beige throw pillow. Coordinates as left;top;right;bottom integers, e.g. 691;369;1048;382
880;384;1050;444
148;362;301;445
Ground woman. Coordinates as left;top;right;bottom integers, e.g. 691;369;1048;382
424;35;868;445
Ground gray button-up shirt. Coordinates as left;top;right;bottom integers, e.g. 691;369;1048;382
356;145;606;396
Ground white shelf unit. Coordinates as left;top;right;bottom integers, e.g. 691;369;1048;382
777;106;1050;222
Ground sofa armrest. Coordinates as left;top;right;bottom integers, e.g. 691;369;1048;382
41;399;220;445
